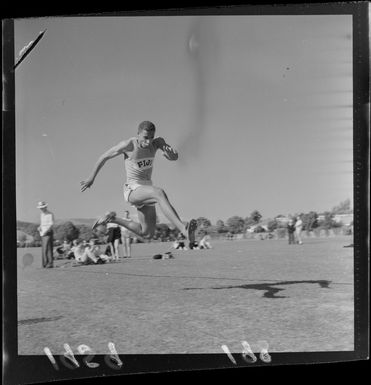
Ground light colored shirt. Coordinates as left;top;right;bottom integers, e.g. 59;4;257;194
40;211;54;236
123;137;161;184
295;219;303;231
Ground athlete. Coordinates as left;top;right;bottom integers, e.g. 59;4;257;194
80;121;197;243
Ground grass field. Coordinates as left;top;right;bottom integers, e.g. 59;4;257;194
17;236;354;355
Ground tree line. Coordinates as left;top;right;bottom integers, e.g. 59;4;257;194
17;199;352;246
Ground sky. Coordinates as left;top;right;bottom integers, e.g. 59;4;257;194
15;15;353;224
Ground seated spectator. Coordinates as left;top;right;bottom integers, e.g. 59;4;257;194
66;239;78;259
189;240;199;250
54;240;73;259
87;239;111;262
174;233;187;250
71;240;106;265
199;232;212;249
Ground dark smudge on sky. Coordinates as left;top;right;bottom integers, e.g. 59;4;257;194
177;18;219;166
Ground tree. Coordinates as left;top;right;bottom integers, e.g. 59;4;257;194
302;211;319;231
76;224;95;241
17;230;28;247
244;216;256;229
156;223;170;240
250;210;262;224
196;217;211;229
17;221;41;242
331;199;352;214
54;221;79;242
254;225;266;233
267;220;278;232
244;210;262;230
216;220;228;233
318;212;337;230
226;216;245;234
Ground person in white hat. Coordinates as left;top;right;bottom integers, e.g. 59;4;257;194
37;201;55;268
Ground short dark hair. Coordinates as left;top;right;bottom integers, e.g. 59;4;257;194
138;121;156;133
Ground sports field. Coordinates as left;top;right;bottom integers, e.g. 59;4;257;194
17;236;354;355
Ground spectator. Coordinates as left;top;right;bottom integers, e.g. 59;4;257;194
174;233;187;250
71;239;106;265
37;201;55;268
189;240;199;250
66;239;78;259
120;210;133;258
199;232;212;249
295;215;303;245
55;240;72;259
226;232;234;241
87;239;110;263
107;222;121;262
287;219;296;245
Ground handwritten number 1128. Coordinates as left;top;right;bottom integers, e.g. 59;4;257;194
44;342;122;370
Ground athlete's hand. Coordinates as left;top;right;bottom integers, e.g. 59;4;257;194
80;179;94;192
162;145;178;160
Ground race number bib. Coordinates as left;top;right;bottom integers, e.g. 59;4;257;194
135;158;153;170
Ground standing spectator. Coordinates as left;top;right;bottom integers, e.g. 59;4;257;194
120;210;133;258
107;222;121;262
37;201;55;268
287;219;296;245
295;215;303;245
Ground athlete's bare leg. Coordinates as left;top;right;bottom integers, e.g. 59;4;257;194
128;185;188;237
122;237;131;257
107;206;157;240
93;185;196;241
108;218;144;239
136;205;157;239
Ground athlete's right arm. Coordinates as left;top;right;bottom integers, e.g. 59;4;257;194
80;138;134;192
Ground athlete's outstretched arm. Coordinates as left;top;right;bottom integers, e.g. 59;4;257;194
155;137;179;161
80;139;133;192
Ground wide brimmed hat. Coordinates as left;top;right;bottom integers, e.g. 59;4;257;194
37;201;48;209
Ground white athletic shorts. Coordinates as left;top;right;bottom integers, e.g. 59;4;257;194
123;180;156;209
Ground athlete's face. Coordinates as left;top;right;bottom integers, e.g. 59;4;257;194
138;129;155;148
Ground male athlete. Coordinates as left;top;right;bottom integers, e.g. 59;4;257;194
80;121;197;244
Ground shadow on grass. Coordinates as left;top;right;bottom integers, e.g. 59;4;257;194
183;280;332;299
18;315;63;325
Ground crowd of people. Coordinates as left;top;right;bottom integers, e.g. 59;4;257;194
173;231;213;251
38;201;136;268
36;199;303;270
54;214;136;266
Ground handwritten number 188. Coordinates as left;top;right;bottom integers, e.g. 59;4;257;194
222;340;271;364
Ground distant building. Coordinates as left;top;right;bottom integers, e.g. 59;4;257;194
333;213;353;225
317;213;353;225
275;216;291;225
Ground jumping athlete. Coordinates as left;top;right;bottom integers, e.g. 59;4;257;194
80;121;197;244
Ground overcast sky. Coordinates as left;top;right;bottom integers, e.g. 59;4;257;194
15;15;353;224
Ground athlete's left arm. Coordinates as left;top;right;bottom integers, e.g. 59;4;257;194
155;137;179;161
